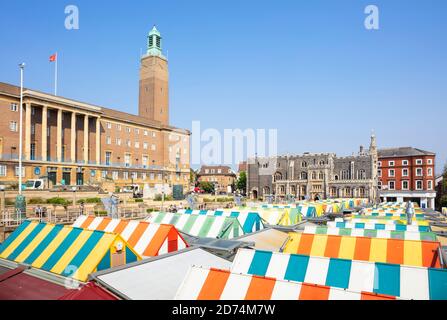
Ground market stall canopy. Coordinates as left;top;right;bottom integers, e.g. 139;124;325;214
73;216;188;258
58;282;119;300
0;220;141;282
178;209;265;233
303;226;437;241
328;221;431;232
235;228;289;252
230;248;447;300
0;265;69;300
174;266;397;300
91;247;232;300
146;212;244;239
283;232;442;268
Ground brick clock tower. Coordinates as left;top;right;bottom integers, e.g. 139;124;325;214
139;26;169;125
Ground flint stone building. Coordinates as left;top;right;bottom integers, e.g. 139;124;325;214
247;135;379;202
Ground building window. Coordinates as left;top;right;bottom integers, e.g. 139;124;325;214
416;159;423;165
389;169;395;177
301;161;307;168
144;130;148;136
416;180;423;190
341;170;349;180
427;159;433;165
126;140;131;147
117;124;121;131
389;161;395;167
15;166;25;177
151;144;156;151
143;142;148;150
10;103;18;112
402;168;409;177
135;142;140;149
150;173;155;180
142;173;146;180
378;181;382;189
427;180;433;190
31;124;35;135
123;172;129;180
30;143;36;161
378;169;382;177
152;132;156;138
126;127;131;133
124;154;131;167
402;160;409;166
10;121;18;132
416;168;423;176
377;161;382;167
102;171;108;179
402;180;409;190
318;172;324;180
427;168;433;176
116;138;121;146
106;136;112;145
131;172;137;179
388;181;395;190
142;156;148;169
358;170;366;180
158;173;162;180
112;171;119;179
135;128;139;134
0;165;7;176
105;152;112;166
107;122;112;129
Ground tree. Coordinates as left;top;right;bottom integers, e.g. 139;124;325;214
237;171;247;194
436;162;447;210
199;181;214;194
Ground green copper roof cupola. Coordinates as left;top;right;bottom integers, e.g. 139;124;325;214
146;25;166;59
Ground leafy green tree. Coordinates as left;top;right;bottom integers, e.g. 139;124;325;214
237;171;247;194
436;162;447;210
199;181;215;194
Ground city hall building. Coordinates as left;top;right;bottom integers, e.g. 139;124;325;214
247;135;379;202
0;27;190;190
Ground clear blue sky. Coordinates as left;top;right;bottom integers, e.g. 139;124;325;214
1;0;446;172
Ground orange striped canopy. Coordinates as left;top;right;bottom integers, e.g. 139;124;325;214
72;216;188;258
283;232;441;268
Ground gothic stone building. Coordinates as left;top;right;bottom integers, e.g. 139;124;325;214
247;135;379;202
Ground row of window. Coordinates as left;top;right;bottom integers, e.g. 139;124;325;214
105;122;158;137
378;167;433;177
379;180;434;190
0;165;25;177
378;159;433;166
0;165;188;182
103;171;187;182
204;168;232;174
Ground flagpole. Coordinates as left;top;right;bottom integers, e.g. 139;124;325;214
54;52;58;96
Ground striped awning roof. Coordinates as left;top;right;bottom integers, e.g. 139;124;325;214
174;266;397;300
283;232;442;268
0;220;141;282
327;221;431;232
146;212;244;239
336;218;430;226
303;226;437;241
230;248;447;300
178;209;265;233
72;216;188;258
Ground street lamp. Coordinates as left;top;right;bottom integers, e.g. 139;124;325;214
15;63;26;220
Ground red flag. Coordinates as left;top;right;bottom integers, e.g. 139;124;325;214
49;53;57;62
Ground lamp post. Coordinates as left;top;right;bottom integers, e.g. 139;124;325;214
15;63;27;221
